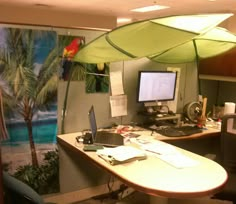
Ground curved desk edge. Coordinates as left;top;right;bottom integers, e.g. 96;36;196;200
57;133;227;199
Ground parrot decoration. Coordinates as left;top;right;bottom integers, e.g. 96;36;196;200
61;37;84;80
95;63;106;92
63;38;81;59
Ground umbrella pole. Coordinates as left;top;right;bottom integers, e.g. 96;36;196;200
61;61;75;134
193;40;201;96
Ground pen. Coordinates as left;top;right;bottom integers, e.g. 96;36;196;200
145;149;162;155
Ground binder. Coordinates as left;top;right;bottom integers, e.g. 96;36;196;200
96;146;147;165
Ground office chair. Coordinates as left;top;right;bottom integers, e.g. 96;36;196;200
213;114;236;204
2;171;51;204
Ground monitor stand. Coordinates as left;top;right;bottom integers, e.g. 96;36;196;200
144;101;168;115
155;114;181;127
144;101;161;107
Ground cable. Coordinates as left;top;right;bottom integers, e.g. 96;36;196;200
107;175;115;193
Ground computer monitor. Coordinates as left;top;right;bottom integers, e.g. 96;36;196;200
137;71;177;105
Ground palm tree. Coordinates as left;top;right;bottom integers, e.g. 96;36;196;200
0;28;58;167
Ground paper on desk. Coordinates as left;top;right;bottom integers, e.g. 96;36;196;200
142;141;199;168
156;153;199;168
110;95;127;117
110;71;124;96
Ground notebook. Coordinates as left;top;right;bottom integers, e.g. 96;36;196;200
88;106;124;147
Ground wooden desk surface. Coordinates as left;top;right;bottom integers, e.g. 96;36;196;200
57;129;227;199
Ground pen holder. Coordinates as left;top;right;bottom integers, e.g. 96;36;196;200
83;133;93;144
197;116;206;128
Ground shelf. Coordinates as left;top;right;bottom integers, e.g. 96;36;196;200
199;74;236;82
155;114;181;126
155;114;181;121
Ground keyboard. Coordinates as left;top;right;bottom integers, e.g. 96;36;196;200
155;126;202;137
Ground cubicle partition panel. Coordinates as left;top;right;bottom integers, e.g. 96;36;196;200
58;141;112;193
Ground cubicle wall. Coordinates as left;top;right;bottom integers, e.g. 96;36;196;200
201;79;236;115
57;56;199;134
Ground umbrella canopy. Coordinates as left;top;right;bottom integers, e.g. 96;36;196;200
149;27;236;63
73;13;233;64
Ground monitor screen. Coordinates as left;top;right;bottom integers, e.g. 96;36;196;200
137;71;177;103
88;105;97;140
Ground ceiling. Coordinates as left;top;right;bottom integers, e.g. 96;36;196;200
0;0;236;24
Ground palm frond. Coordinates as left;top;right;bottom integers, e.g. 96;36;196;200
13;64;37;100
37;47;59;82
36;74;57;106
71;63;86;80
37;57;59;100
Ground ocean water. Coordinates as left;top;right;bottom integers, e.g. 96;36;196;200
2;119;57;146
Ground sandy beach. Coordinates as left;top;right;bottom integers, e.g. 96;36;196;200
1;142;58;173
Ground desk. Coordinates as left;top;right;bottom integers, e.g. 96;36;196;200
57;129;227;200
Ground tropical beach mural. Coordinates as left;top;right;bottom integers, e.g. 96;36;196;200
0;27;59;194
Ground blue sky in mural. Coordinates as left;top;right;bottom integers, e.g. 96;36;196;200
34;32;56;63
0;28;56;62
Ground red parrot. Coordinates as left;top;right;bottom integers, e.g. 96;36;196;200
61;37;84;80
63;38;81;59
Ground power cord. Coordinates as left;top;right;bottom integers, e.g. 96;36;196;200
92;184;128;201
92;177;128;201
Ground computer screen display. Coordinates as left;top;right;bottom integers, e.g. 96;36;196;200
88;105;97;140
137;71;177;103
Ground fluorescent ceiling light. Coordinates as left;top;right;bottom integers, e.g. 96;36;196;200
131;5;169;12
117;18;132;24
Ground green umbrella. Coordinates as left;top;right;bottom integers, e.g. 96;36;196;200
73;13;233;64
149;27;236;63
148;26;236;95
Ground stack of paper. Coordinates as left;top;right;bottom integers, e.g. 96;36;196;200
156;153;199;168
97;146;147;165
142;141;199;168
